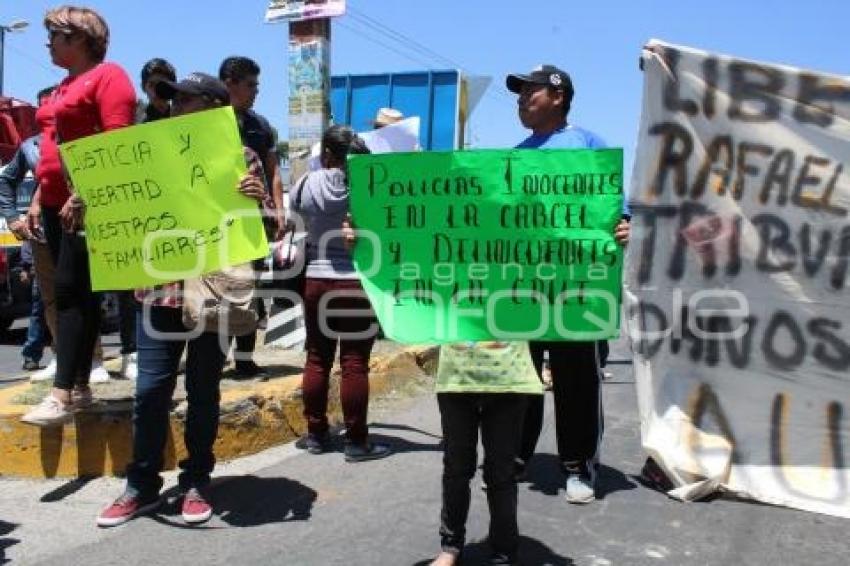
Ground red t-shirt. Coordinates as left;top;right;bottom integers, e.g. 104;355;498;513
35;62;136;207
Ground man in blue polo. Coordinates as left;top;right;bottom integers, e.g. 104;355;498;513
507;64;630;504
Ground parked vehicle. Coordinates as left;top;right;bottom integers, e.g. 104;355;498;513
0;96;37;163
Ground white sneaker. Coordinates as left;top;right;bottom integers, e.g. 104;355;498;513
30;359;57;382
21;395;75;427
564;473;596;504
89;363;111;383
120;353;138;380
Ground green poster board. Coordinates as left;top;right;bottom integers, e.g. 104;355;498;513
348;148;624;343
59;106;268;291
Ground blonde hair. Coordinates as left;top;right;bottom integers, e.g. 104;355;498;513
44;5;109;62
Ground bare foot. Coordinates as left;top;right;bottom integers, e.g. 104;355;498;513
430;551;458;566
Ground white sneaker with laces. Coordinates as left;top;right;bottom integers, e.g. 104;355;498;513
89;363;111;383
120;353;138;380
21;395;75;426
564;472;596;504
30;359;57;382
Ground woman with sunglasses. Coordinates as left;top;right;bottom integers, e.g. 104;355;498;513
22;5;136;426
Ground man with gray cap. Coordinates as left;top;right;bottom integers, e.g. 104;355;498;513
507;64;630;505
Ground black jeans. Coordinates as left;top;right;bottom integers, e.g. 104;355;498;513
117;291;137;354
126;306;227;497
43;207;61;263
43;207;101;390
518;341;603;466
232;258;266;367
437;392;527;562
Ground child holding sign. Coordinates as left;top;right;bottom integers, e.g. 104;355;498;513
430;342;543;566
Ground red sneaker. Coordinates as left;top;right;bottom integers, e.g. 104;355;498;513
181;488;213;524
96;492;160;527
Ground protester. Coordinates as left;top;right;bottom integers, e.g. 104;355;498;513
21;6;136;425
429;343;543;566
138;57;175;123
291;125;390;463
0;101;52;375
101;57;179;383
219;55;284;378
97;72;268;527
506;65;630;503
0;85;109;383
17;241;48;370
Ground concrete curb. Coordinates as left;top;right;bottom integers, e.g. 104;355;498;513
0;345;438;479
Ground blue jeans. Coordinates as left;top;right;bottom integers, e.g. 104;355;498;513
22;278;47;363
126;306;227;497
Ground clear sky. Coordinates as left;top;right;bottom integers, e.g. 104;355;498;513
3;0;849;176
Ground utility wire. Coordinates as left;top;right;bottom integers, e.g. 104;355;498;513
342;0;519;151
347;8;462;70
5;43;63;82
336;19;435;70
344;2;515;107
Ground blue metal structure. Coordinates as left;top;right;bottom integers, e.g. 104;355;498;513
330;69;462;150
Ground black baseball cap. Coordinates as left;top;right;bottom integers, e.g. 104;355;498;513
156;72;230;105
506;64;574;100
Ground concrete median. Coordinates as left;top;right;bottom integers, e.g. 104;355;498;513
0;342;437;478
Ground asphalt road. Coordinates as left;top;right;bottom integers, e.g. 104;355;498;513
1;340;847;565
0;318;30;386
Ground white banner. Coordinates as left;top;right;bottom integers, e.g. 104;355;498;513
357;117;421;153
626;39;850;518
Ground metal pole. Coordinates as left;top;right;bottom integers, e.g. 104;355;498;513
0;20;29;97
267;17;331;349
287;18;331;185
